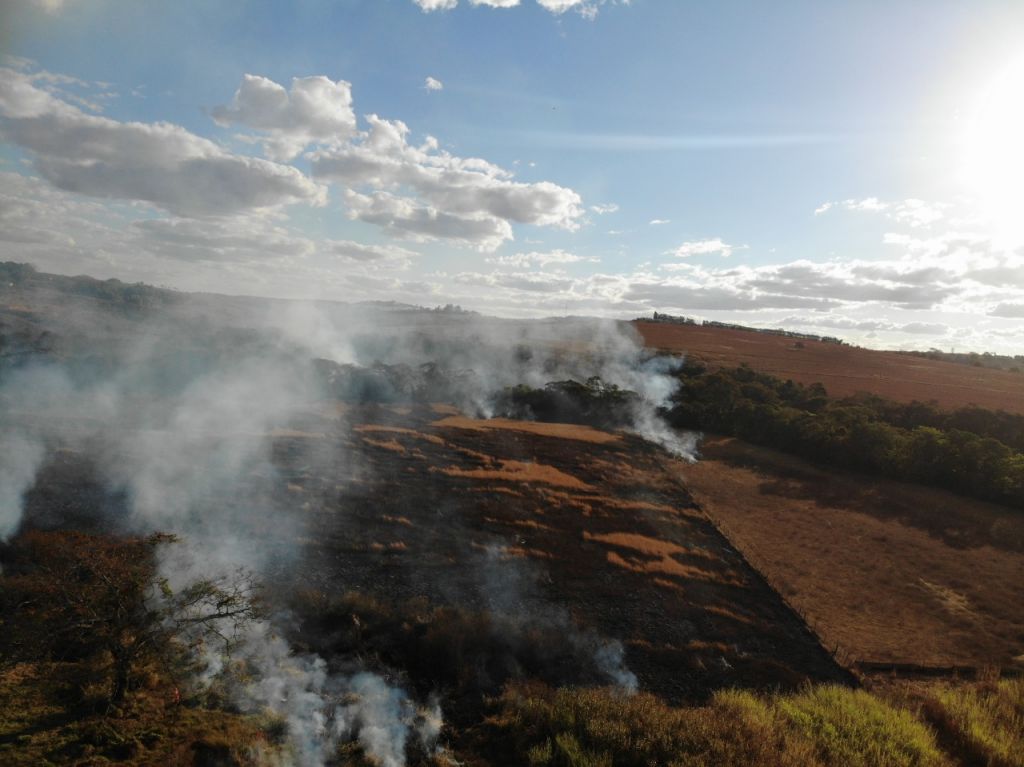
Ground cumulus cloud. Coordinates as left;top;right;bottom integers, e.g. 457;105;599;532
590;203;618;215
649;218;670;225
343;189;514;251
313;114;583;249
211;74;356;161
424;76;444;92
669;238;735;258
0;68;325;217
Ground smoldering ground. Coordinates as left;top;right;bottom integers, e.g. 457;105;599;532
0;276;694;763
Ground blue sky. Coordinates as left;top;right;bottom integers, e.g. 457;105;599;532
2;0;1024;351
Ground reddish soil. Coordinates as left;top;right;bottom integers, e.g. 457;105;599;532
634;321;1024;414
682;435;1024;671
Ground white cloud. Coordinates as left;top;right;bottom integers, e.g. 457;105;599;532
991;303;1024;318
211;74;356;161
0;68;325;217
412;0;459;10
649;218;670;225
343;189;513;251
312;113;583;249
590;202;618;215
487;249;598;268
424;76;444;92
326;239;419;267
815;197;946;227
669;238;735;258
132;216;315;263
411;0;617;17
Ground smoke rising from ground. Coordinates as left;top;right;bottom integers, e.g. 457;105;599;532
1;278;696;761
0;430;44;542
479;544;638;694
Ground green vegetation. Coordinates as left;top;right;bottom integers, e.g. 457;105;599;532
483;682;946;767
668;362;1024;509
493;376;641;429
923;677;1024;767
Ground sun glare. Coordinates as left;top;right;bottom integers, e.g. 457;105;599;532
963;55;1024;245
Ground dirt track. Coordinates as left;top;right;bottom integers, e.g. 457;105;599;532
634;321;1024;414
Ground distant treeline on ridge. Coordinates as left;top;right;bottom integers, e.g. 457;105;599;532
642;312;847;346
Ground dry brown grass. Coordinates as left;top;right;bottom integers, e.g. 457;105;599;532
433;415;622;444
635;320;1024;414
442;459;595;490
684;435;1024;669
355;424;447;445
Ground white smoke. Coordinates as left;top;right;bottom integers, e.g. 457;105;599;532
0;430;45;542
481;544;639;694
0;285;695;762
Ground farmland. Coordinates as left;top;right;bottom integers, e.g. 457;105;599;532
635;320;1024;414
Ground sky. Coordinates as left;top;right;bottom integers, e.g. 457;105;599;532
1;0;1023;353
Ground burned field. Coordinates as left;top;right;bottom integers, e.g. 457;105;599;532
289;405;852;702
15;402;850;705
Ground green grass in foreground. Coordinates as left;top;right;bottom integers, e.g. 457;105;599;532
485;681;948;767
924;677;1024;767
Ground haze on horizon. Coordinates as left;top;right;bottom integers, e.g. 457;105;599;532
1;0;1023;353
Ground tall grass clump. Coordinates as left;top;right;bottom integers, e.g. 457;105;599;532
925;677;1024;767
777;685;946;767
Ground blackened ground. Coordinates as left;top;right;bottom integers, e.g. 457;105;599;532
269;403;853;704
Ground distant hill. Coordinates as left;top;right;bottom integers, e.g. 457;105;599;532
634;319;1024;415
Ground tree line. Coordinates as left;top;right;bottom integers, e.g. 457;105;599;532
667;362;1024;510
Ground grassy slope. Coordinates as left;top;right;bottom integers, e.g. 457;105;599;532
634;321;1024;415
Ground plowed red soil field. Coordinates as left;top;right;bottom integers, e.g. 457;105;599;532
634;321;1024;414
